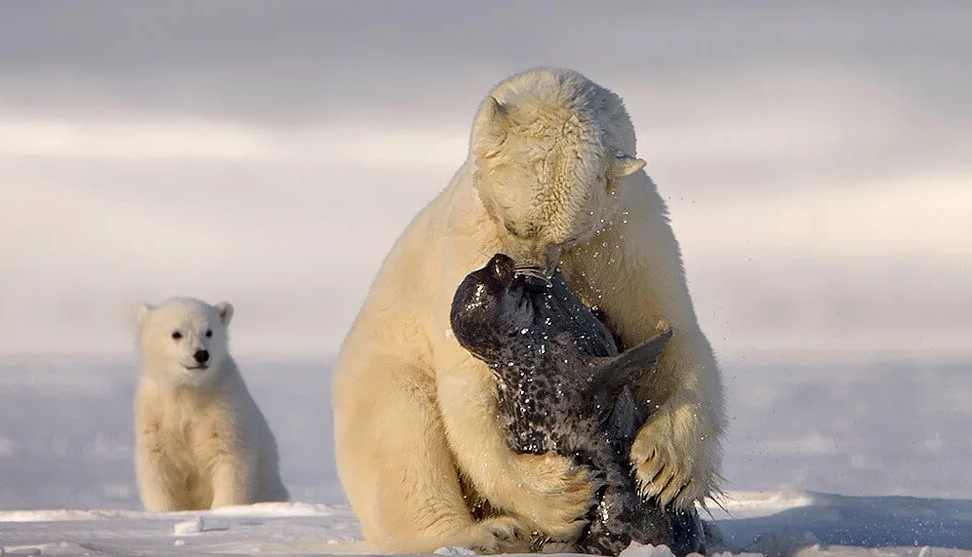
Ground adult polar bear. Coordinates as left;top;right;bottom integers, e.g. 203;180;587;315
332;67;726;553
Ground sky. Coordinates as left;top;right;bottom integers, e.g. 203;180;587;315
1;1;970;362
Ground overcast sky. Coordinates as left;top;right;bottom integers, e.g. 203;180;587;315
1;1;970;362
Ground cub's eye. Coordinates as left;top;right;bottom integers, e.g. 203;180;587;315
171;331;182;340
205;329;213;338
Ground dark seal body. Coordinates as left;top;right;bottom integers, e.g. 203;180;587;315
449;253;705;557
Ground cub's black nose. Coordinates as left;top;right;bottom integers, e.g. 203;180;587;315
193;350;210;364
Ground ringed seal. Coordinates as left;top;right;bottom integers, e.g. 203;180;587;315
449;253;705;556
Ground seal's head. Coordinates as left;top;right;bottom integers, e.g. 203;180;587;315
449;253;549;363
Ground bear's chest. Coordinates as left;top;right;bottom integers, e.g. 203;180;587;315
157;405;225;467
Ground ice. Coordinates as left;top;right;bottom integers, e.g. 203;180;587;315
0;357;971;556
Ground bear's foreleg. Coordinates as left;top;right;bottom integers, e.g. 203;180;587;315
334;356;528;554
135;432;183;512
209;447;257;508
436;359;600;544
628;331;725;510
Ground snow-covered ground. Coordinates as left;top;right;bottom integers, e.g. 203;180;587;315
1;355;970;556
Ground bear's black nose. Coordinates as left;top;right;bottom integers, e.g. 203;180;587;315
193;350;210;364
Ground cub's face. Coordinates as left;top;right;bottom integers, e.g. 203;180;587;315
471;96;645;275
138;298;234;386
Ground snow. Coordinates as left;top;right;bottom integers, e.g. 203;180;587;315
171;515;205;536
434;548;479;556
3;493;972;556
0;503;368;556
1;356;970;556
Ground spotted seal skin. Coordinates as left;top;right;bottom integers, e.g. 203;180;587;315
449;253;705;557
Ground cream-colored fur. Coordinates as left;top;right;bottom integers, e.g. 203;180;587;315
134;297;289;512
332;67;726;553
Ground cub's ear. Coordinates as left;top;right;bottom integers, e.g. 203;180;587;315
473;96;511;158
137;303;152;326
609;152;647;180
216;301;234;327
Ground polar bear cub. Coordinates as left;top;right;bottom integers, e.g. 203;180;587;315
133;297;289;512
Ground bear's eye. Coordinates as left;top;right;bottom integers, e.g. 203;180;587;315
503;220;538;239
205;329;213;338
171;331;182;340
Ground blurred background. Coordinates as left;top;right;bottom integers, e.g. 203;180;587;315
0;1;970;509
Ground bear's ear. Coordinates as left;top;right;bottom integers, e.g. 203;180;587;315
216;301;234;327
609;153;646;180
482;96;509;130
137;303;152;326
474;96;511;158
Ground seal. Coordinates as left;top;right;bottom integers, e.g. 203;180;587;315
449;253;705;557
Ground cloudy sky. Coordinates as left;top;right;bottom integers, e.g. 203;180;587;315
1;1;970;362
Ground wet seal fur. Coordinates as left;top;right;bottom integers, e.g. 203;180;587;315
449;253;705;556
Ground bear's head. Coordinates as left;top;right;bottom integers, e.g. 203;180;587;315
469;69;646;275
137;297;234;387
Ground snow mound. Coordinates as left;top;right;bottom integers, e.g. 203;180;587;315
173;514;205;535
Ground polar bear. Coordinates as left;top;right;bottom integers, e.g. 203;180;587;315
332;67;726;553
133;297;289;512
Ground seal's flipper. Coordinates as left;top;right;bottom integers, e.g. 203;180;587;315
590;327;673;395
605;385;642;444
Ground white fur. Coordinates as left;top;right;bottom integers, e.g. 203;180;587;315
332;67;726;553
134;297;289;512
